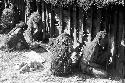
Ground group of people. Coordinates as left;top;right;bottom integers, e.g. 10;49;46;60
0;3;109;77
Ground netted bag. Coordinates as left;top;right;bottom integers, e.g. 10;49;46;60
49;33;74;76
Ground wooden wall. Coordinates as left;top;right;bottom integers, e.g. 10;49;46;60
0;0;124;77
47;4;125;77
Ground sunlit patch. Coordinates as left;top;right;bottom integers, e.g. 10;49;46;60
121;40;125;47
109;37;114;64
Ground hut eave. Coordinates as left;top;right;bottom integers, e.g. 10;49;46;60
42;0;124;10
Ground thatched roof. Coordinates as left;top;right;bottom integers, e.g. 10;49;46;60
43;0;124;10
43;0;124;5
9;0;124;11
24;0;124;6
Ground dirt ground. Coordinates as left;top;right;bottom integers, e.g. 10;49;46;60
0;50;123;83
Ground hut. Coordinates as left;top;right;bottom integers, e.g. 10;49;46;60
0;0;124;77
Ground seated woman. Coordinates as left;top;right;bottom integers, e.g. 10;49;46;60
24;11;45;49
80;31;108;77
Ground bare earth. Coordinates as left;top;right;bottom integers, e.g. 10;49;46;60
0;50;123;83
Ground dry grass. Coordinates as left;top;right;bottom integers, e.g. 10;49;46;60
0;50;122;83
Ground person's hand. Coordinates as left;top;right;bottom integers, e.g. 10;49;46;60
121;40;125;46
30;41;40;49
71;52;78;63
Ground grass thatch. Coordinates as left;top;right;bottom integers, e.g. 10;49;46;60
43;0;124;6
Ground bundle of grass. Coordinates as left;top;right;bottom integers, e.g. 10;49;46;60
48;33;77;76
19;61;44;74
19;51;46;73
0;22;28;51
0;8;14;33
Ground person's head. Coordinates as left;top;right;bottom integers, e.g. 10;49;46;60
64;28;70;35
64;18;70;35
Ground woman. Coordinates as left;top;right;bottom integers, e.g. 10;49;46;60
24;11;44;49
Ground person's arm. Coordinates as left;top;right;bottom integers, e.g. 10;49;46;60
23;25;34;46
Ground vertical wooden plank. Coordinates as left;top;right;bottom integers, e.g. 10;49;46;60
82;10;87;43
73;5;77;45
45;4;49;35
50;4;55;38
113;5;119;72
109;5;120;77
86;7;92;42
109;5;116;73
92;7;104;66
90;5;98;63
68;5;71;35
101;7;111;71
91;5;97;40
70;5;73;38
76;6;79;41
47;3;51;37
21;0;25;21
79;8;83;43
36;0;42;15
61;7;64;33
41;1;46;39
59;6;63;34
25;1;30;23
116;5;125;77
